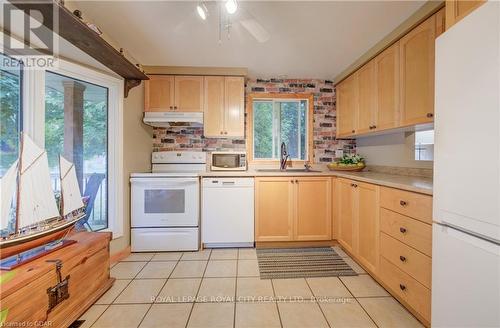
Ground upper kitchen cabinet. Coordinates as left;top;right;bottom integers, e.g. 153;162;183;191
203;76;245;138
435;7;446;37
224;77;245;137
144;75;203;112
174;76;204;112
144;75;175;111
399;14;436;126
357;61;377;135
445;0;485;29
374;42;400;131
336;73;358;138
203;76;225;137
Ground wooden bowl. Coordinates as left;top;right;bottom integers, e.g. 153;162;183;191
327;163;365;172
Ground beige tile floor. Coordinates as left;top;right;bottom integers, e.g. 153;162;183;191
80;247;424;328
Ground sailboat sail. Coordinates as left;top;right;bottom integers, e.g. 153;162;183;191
18;135;60;229
0;160;18;231
59;156;84;216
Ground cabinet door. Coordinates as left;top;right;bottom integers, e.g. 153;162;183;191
357;61;377;135
144;75;175;111
337;178;355;253
255;177;294;241
435;7;446;38
374;42;399;132
224;77;245;137
203;76;225;138
445;0;485;29
174;76;203;112
400;15;436;126
294;177;332;241
336;74;358;137
356;182;379;274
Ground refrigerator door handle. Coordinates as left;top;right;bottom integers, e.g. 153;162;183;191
438;221;500;246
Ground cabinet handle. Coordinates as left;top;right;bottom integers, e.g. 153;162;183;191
372;125;376;129
291;180;294;184
399;200;408;207
399;284;407;291
399;255;407;262
174;106;178;110
220;131;223;134
400;227;407;234
426;113;434;118
169;106;173;110
352;183;358;188
351;130;355;133
224;131;228;135
295;179;299;183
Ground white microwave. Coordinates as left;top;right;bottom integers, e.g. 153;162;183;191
211;151;247;171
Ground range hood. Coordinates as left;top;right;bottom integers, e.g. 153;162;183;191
143;112;204;128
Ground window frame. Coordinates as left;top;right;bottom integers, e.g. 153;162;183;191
0;29;124;239
246;93;314;165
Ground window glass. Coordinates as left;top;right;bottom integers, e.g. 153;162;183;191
44;71;108;230
415;130;434;161
0;53;22;177
253;99;308;160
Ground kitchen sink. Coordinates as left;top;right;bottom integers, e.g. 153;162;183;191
256;168;321;173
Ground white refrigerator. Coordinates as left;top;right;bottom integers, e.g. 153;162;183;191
433;2;500;327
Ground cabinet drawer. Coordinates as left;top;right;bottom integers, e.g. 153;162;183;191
380;232;432;288
380;208;432;256
379;257;431;322
380;187;432;223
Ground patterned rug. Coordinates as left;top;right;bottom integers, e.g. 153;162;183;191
256;247;358;279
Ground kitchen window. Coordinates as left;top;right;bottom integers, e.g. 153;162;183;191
248;94;313;163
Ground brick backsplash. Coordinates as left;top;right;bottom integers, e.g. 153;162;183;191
152;78;356;163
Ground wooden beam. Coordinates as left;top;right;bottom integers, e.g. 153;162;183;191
334;1;445;84
9;0;148;96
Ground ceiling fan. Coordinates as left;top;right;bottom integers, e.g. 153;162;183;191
196;1;271;43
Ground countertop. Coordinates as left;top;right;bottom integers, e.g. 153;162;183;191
199;166;433;195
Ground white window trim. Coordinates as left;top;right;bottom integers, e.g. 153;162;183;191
23;59;124;239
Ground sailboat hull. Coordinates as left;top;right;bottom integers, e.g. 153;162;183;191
0;216;81;259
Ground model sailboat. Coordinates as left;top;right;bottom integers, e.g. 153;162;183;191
0;133;86;265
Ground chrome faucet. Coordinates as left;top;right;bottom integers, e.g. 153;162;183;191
280;142;289;171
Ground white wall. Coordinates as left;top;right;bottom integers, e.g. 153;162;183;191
356;131;433;169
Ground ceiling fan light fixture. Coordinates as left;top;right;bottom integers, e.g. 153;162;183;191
225;0;238;14
197;2;208;20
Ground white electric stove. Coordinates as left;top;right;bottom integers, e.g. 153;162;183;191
130;151;206;252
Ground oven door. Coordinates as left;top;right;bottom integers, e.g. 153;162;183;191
131;177;199;228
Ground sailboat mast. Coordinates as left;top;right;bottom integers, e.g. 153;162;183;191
14;133;24;234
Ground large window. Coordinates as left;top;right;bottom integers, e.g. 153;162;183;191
250;95;312;162
0;54;22;177
45;71;109;231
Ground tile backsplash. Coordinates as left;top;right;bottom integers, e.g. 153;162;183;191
152;78;356;163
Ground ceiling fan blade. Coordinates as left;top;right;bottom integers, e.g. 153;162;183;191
240;18;270;43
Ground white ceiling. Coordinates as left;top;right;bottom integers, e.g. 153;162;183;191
69;1;425;80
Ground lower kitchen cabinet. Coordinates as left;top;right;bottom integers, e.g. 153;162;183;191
336;178;380;274
255;176;332;242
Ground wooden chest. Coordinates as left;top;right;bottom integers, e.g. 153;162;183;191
0;232;114;327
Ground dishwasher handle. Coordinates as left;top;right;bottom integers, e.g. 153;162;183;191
203;178;254;188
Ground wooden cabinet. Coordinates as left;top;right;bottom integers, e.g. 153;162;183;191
174;76;204;112
374;42;400;131
145;75;203;112
336;178;379;274
445;0;485;29
399;14;436;126
204;76;245;138
357;61;377;134
336;178;355;253
435;7;446;37
295;177;332;241
255;177;294;241
336;73;358;137
255;177;332;242
144;75;174;111
224;77;245;137
203;76;225;137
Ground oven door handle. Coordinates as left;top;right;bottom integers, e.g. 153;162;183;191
130;178;199;185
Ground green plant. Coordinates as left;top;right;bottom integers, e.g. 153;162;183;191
337;154;364;165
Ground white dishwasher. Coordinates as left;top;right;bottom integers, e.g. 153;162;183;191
202;178;254;248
